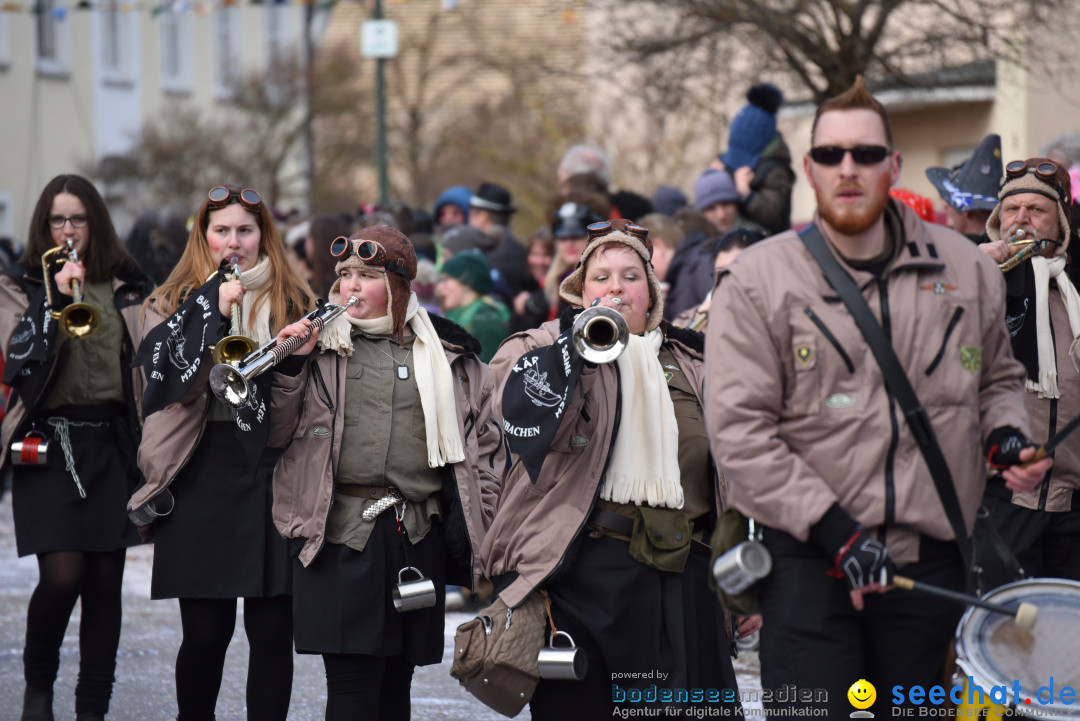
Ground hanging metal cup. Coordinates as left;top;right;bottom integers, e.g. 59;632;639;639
392;566;437;613
10;431;50;466
537;630;588;680
127;489;176;526
712;539;773;595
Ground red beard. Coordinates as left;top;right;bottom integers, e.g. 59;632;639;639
816;173;892;235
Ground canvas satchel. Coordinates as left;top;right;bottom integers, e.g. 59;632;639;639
449;592;550;718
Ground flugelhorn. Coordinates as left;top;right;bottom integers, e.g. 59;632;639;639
209;297;359;408
999;228;1048;273
572;303;629;364
210;255;257;366
42;237;101;339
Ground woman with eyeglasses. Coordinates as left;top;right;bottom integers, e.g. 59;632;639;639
268;227;504;720
481;219;744;720
0;174;153;721
130;185;315;721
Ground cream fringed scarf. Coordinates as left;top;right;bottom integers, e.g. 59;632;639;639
599;328;684;509
237;255;274;345
318;292;465;468
1029;254;1080;399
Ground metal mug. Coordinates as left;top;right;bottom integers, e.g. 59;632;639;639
712;540;773;595
392;566;437;613
537;630;588;680
126;489;176;526
10;431;49;466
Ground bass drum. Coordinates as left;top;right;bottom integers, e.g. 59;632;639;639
955;578;1080;719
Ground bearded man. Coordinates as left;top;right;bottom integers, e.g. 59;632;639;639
704;78;1049;719
977;158;1080;585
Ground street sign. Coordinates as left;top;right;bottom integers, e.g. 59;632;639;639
361;19;398;59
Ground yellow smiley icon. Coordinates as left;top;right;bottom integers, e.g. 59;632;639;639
848;679;876;710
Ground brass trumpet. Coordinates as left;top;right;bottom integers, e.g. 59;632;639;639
210;255;257;366
572;303;629;364
42;237;101;339
999;228;1049;273
209;297;359;408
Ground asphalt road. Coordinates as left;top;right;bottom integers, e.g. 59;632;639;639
0;492;760;720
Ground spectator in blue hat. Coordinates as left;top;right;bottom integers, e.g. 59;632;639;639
433;185;472;232
714;83;795;235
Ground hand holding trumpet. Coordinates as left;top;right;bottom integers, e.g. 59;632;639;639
275;318;321;356
53;257;85;297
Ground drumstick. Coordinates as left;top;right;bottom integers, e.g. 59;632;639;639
893;576;1038;631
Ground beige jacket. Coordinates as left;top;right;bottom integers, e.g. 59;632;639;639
267;315;505;588
705;202;1029;564
0;264;152;468
481;316;717;608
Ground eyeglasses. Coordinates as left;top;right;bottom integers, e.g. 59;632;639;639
808;145;891;166
586;221;649;243
1004;160;1068;202
207;186;262;212
48;215;88;229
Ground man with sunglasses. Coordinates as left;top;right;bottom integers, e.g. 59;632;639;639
704;77;1046;719
976;157;1080;587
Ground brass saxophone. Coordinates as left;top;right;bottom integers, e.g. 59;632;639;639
999;228;1048;272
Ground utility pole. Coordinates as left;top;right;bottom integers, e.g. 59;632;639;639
373;0;388;205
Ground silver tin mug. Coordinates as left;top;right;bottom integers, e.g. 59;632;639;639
392;566;437;613
126;489;176;526
537;630;588;680
712;540;773;595
10;432;49;466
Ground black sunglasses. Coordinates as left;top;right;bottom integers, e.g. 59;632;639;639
808;145;891;166
207;186;262;211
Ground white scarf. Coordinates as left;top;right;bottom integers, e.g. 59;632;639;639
1029;255;1080;399
599;328;684;509
237;255;273;345
318;292;465;468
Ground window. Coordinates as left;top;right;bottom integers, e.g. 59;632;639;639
160;12;194;93
0;15;11;69
35;0;69;75
101;8;133;83
264;1;290;62
212;6;242;98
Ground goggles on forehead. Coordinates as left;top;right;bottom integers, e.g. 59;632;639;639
586;220;649;243
1004;160;1068;202
331;236;411;280
207;186;262;211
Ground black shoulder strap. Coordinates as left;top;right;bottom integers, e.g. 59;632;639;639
798;223;971;568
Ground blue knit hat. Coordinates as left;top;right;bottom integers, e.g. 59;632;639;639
434;185;473;223
720;83;784;171
652;185;688;217
693;170;740;211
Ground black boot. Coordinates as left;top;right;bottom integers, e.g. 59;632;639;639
20;686;54;721
75;714;105;721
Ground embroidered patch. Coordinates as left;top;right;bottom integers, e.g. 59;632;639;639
311;425;330;437
824;393;856;409
664;371;674;384
795;345;813;366
569;436;590;448
960;345;983;374
920;282;957;295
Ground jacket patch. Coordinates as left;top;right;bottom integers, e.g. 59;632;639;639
795;345;813;366
921;282;957;294
664;371;674;384
824;393;856;409
959;345;982;374
311;425;330;437
569;436;590;448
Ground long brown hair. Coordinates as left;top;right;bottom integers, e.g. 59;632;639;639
21;174;142;282
144;185;315;330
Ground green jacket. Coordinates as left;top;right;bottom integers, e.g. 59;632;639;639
447;296;510;363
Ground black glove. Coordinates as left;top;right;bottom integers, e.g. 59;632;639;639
810;503;895;591
986;426;1035;469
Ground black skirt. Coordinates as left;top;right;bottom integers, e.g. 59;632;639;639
150;422;290;600
541;534;740;698
12;405;142;557
291;511;447;666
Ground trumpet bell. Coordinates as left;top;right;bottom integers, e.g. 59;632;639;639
209;363;251;408
211;334;257;367
59;302;101;339
572;305;629;364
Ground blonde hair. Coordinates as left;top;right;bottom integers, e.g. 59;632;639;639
144;185;315;330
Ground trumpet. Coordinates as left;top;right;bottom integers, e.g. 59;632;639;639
42;237;101;339
210;255;257;366
209;296;359;408
572;303;629;364
999;228;1049;273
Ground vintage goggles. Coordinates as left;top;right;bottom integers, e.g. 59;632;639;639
586;221;649;243
331;236;410;280
207;186;262;211
1004;160;1067;202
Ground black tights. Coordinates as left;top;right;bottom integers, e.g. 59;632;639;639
24;549;126;715
175;596;294;721
322;653;415;721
